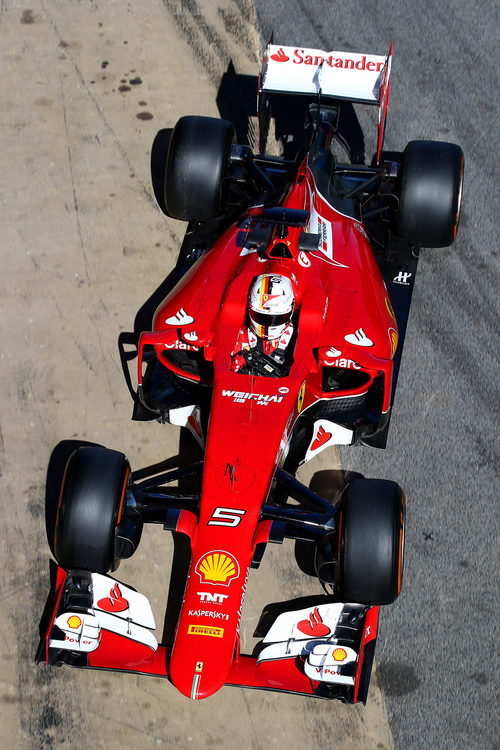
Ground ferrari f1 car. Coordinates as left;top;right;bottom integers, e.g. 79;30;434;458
38;43;464;703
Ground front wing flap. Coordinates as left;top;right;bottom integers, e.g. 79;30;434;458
38;567;378;703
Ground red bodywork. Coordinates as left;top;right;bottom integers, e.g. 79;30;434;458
136;166;396;699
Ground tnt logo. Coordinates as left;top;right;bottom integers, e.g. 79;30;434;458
197;592;228;604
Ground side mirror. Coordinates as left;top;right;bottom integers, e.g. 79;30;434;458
298;232;320;252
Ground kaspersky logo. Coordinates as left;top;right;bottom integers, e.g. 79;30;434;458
195;551;240;586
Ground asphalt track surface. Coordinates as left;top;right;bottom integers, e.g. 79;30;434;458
252;2;500;748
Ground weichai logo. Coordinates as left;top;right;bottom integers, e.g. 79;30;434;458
221;389;284;404
195;551;240;586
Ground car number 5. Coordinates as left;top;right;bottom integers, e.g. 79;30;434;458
207;507;246;527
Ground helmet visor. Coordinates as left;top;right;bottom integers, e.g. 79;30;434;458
249;311;291;328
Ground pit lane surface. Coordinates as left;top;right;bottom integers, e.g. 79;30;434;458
0;2;394;749
251;2;500;749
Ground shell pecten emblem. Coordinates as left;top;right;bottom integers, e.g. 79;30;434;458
67;615;82;629
195;550;240;586
332;647;347;662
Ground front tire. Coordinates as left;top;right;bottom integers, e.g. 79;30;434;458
338;478;405;605
54;447;130;573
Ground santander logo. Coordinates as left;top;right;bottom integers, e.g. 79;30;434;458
271;48;289;63
97;583;129;613
269;47;385;73
297;607;331;637
311;425;332;451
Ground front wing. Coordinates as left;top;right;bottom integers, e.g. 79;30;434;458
37;566;379;704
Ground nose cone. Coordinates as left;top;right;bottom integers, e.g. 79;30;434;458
168;545;247;700
169;624;237;700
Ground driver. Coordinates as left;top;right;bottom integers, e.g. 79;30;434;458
231;274;295;376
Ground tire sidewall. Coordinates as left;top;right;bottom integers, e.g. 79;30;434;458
164;116;235;221
397;140;464;247
54;446;130;573
338;478;405;605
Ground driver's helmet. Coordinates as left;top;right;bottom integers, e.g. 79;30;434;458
248;274;294;340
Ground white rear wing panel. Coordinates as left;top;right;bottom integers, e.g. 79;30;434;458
260;45;388;104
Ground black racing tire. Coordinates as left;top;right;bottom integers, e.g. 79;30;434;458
397;140;464;247
54;446;130;573
338;478;405;605
164;115;236;221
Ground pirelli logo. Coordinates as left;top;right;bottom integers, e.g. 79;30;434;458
188;624;224;638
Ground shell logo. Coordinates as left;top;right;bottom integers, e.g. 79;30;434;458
332;647;347;662
67;615;82;629
195;551;240;586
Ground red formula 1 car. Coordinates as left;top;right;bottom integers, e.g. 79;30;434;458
38;43;464;703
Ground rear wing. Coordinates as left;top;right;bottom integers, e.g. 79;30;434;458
258;43;393;163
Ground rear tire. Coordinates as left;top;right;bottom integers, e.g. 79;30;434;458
397;140;464;247
54;447;130;573
338;478;405;605
164;115;235;221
